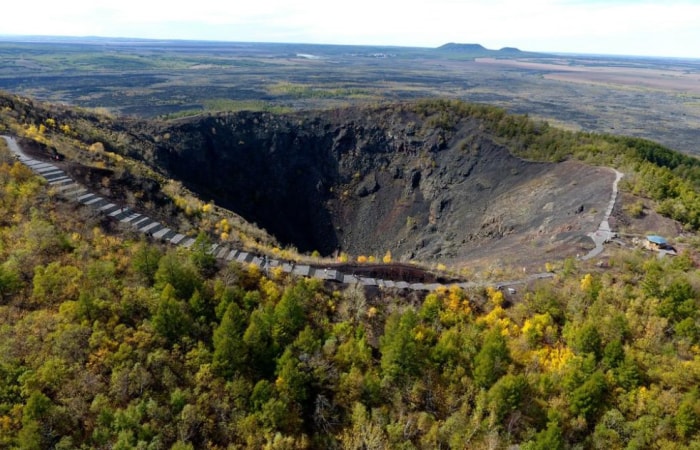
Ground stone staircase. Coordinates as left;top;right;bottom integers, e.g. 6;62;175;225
3;135;466;291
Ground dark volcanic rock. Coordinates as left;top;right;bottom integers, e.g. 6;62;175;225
355;173;379;197
136;104;612;263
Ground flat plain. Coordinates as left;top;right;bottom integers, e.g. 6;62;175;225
1;37;699;154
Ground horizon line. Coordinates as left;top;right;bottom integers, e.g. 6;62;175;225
1;33;699;61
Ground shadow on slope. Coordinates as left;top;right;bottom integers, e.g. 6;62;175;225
150;104;612;264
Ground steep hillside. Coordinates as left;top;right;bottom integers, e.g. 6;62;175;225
4;93;700;271
3;134;700;449
4;94;700;449
139;105;612;265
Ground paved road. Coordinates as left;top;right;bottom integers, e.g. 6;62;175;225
581;168;623;260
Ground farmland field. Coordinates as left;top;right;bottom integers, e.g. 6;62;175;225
1;36;699;154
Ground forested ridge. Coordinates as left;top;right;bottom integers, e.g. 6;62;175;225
3;95;700;448
3;120;700;448
2;93;700;235
411;99;700;231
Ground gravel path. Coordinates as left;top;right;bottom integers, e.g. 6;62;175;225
581;168;623;260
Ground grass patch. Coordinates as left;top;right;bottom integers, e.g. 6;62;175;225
201;99;293;114
268;82;374;99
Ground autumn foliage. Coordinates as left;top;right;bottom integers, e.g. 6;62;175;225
3;110;700;448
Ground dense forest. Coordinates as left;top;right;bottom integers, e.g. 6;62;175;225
2;96;700;448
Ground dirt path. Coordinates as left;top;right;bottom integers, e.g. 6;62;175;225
2;134;23;155
582;168;623;260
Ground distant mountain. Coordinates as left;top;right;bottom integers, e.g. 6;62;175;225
498;46;523;55
437;43;489;53
436;42;529;58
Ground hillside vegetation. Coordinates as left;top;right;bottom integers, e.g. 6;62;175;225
4;93;700;269
3;93;700;237
2;94;700;448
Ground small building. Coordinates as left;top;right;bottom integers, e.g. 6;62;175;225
644;235;671;251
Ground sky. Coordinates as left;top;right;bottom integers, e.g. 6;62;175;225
2;0;699;58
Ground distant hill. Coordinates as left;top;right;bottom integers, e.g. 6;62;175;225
437;43;488;53
436;42;529;58
498;46;524;55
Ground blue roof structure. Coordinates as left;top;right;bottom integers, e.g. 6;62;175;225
646;235;668;245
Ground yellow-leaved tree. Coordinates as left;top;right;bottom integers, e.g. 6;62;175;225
383;250;392;263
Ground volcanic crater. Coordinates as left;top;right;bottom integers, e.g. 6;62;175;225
130;103;613;266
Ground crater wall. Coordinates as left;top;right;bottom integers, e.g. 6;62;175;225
147;105;612;263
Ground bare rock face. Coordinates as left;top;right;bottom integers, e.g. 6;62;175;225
355;173;379;198
141;103;612;264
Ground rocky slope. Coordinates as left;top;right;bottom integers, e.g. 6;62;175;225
0;94;615;266
135;103;612;264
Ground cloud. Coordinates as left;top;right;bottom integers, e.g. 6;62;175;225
3;0;699;57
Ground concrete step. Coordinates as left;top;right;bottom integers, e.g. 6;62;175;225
109;207;130;218
64;188;87;197
98;203;118;213
49;177;73;186
132;217;151;228
159;230;178;241
120;213;142;224
42;170;65;178
78;193;96;202
170;233;186;244
35;165;58;173
140;222;161;233
152;227;171;239
84;197;104;206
